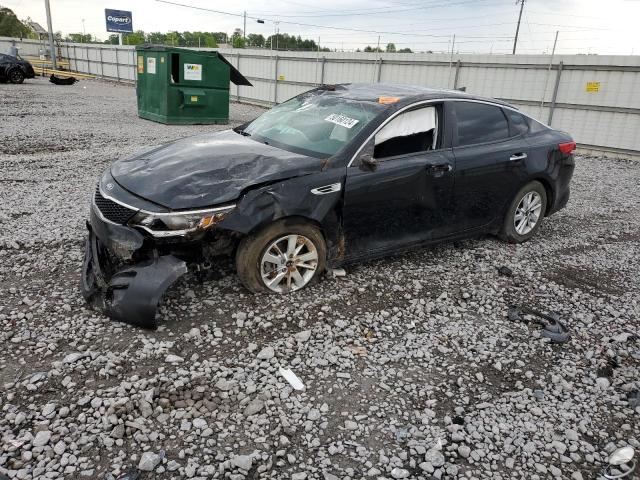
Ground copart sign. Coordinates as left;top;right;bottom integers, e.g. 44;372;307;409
105;9;133;33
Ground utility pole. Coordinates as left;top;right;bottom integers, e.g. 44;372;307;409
376;35;380;52
540;30;559;114
243;11;246;40
44;0;57;69
447;34;455;88
512;0;525;55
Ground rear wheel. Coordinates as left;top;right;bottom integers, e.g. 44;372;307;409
9;69;25;84
236;219;326;293
500;181;547;243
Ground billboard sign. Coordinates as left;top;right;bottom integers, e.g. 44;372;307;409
105;9;133;33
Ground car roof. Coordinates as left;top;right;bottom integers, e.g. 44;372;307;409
326;83;513;108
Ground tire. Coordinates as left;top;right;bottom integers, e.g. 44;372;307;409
500;180;547;244
9;69;25;84
236;218;327;293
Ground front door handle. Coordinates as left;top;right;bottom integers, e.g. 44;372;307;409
428;163;453;173
509;153;528;161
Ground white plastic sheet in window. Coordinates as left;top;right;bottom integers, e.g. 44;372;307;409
375;107;437;145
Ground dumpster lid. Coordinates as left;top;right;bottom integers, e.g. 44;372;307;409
136;45;252;87
216;52;253;87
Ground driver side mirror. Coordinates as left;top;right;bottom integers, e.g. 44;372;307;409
360;153;378;170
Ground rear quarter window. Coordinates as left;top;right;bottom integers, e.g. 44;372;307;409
527;117;549;133
506;110;529;136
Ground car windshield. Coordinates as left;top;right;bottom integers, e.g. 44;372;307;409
242;90;385;158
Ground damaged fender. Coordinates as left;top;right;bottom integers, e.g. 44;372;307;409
82;227;187;329
105;255;187;329
218;169;344;260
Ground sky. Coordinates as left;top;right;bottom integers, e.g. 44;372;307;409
4;0;640;55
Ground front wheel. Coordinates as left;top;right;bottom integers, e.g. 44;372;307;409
9;69;25;84
236;219;326;293
500;181;547;243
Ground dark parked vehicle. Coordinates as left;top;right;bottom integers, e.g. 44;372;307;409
0;53;35;84
82;84;576;328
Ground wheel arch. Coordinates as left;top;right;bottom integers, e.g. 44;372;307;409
530;176;555;216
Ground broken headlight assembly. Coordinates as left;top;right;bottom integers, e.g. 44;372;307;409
129;204;235;237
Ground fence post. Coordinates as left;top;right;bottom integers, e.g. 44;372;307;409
377;57;383;82
99;47;104;78
73;45;77;71
320;57;326;85
453;60;461;89
114;47;120;82
547;61;563;126
86;45;89;74
273;55;279;104
236;53;240;101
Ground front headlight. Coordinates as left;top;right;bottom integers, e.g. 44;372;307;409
129;204;235;237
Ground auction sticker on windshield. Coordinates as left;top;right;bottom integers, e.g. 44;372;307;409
325;113;359;129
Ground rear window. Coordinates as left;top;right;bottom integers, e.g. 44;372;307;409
454;102;509;146
506;110;529;136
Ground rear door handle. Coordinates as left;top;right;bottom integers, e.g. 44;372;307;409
509;153;528;161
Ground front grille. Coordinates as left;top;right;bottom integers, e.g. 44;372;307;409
94;185;137;224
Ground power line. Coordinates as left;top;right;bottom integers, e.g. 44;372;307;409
250;0;503;18
251;0;504;16
154;0;513;39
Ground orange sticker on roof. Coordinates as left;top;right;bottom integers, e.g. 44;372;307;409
378;96;400;104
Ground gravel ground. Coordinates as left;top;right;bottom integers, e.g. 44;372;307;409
1;77;639;480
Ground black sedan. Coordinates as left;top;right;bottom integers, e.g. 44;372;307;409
0;53;35;84
82;83;575;328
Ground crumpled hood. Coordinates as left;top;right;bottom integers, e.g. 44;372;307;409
111;130;322;210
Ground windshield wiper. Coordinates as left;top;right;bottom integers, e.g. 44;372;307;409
236;128;251;137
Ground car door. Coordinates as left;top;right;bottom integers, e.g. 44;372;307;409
0;55;7;78
450;101;530;231
342;104;456;259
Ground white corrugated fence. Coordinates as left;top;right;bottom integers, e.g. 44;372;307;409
2;37;639;157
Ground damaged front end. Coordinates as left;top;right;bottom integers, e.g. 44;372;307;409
81;178;235;329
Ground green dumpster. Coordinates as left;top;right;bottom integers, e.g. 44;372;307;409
135;45;252;125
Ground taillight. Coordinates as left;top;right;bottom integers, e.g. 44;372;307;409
558;142;576;154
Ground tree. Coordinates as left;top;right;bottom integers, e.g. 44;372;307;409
123;30;145;45
166;31;183;46
147;32;166;44
202;34;218;48
247;33;265;48
66;33;94;43
398;47;412;53
364;45;382;53
0;6;34;38
385;43;396;53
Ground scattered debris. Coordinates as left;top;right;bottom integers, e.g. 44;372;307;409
363;328;376;341
279;367;305;390
395;426;411;443
329;267;347;277
603;446;636;479
347;345;368;356
114;470;140;480
627;391;640;409
49;74;78;85
497;266;513;277
508;305;570;343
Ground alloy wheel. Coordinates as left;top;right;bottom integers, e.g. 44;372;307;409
9;70;24;84
260;234;318;293
514;191;543;235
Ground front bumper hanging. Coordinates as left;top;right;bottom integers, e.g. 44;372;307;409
81;223;187;329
